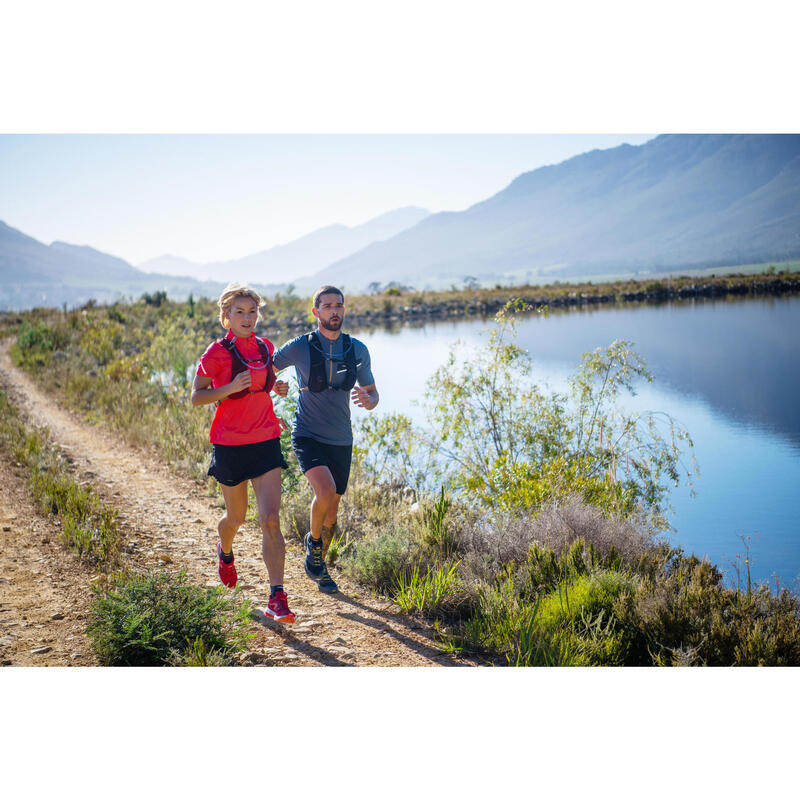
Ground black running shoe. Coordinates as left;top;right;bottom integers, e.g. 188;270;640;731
304;532;338;593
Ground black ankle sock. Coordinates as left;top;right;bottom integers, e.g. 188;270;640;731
270;585;283;597
220;548;234;564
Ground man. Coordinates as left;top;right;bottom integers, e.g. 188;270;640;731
273;285;379;593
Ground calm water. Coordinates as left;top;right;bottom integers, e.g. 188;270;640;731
356;296;800;589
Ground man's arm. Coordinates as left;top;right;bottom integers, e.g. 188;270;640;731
351;340;376;410
271;336;300;372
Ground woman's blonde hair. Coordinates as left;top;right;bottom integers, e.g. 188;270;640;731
218;282;264;329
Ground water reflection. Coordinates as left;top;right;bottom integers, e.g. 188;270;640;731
359;296;800;448
356;295;800;587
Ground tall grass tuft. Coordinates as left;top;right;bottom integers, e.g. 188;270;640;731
421;486;458;558
393;561;461;616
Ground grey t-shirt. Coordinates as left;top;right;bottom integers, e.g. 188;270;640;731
272;331;375;446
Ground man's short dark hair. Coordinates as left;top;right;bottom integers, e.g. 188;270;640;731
313;286;344;307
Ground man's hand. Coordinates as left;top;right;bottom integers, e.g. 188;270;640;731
273;379;289;397
351;386;378;410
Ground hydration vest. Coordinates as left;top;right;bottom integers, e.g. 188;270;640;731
306;332;357;393
218;336;276;401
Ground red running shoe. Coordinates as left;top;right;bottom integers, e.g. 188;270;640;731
265;590;295;623
217;541;237;588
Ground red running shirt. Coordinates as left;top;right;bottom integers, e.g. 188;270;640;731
197;330;282;445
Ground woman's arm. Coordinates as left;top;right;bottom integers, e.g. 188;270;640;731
191;371;252;406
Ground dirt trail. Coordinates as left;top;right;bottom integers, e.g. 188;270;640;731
0;341;479;666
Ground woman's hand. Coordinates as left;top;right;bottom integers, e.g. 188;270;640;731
273;379;289;397
227;370;252;394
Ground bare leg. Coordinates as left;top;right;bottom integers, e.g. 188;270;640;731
305;466;338;543
321;494;342;558
251;468;285;587
218;481;249;554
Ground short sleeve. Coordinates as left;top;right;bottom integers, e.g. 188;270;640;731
355;341;375;386
197;342;227;383
272;335;303;371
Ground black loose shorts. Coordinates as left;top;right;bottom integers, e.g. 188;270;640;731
207;438;287;487
291;434;353;495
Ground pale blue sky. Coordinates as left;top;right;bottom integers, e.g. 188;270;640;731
0;134;655;265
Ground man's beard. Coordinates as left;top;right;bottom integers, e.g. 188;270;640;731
320;316;342;331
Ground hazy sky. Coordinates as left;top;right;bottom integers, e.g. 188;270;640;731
0;134;655;265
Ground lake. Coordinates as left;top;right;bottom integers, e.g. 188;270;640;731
355;295;800;589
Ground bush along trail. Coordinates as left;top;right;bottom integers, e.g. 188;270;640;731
0;339;482;666
3;295;800;666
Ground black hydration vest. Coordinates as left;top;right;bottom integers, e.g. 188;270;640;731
306;332;357;393
218;336;276;401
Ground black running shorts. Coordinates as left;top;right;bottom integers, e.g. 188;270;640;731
207;438;287;487
291;434;353;495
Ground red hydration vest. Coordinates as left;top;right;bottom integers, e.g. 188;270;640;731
218;335;276;402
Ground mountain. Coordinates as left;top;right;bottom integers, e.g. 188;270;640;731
0;221;226;311
136;253;201;278
137;206;431;284
311;135;800;290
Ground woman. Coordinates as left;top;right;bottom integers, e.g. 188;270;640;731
191;282;294;623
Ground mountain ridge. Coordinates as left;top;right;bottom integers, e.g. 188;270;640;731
310;134;800;290
0;220;227;311
137;206;431;284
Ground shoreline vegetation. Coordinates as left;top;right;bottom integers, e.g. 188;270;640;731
2;267;799;334
338;268;800;332
2;265;800;665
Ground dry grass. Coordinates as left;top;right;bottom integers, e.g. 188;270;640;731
524;495;661;563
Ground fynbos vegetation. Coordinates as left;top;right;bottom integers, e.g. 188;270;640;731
5;290;800;666
350;303;800;665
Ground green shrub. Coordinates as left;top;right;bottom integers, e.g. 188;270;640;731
522;543;565;593
536;570;633;630
614;555;800;666
534;570;637;665
12;320;68;367
462;579;572;666
343;528;419;592
17;320;64;351
87;570;253;666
